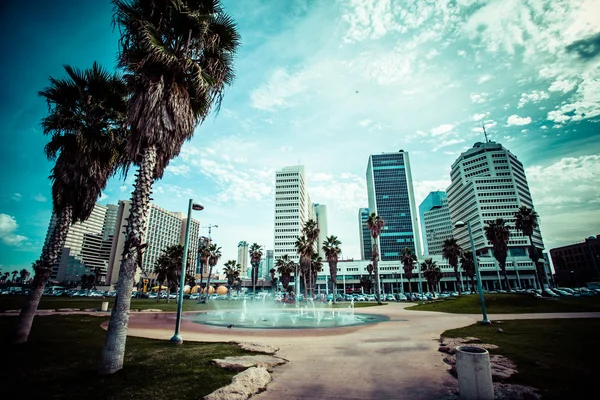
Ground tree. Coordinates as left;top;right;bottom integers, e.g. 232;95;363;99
295;235;312;299
203;244;222;301
269;268;278;293
366;264;373;293
100;0;240;375
12;270;18;283
249;243;262;295
484;218;512;292
19;269;29;284
154;244;184;303
12;64;129;345
275;255;294;293
366;213;385;305
421;258;441;294
400;247;416;297
198;239;211;288
0;272;9;284
359;277;372;294
514;206;544;288
222;260;239;298
322;235;341;303
81;275;89;290
88;274;96;290
301;219;320;298
460;251;476;293
311;253;323;296
442;238;463;294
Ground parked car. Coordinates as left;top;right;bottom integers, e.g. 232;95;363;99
396;293;407;301
148;293;158;299
385;294;396;301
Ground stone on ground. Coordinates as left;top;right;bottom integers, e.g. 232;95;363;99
204;366;271;400
213;355;287;371
57;308;80;312
235;341;279;354
140;309;162;312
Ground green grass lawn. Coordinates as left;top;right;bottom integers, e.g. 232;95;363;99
0;296;385;312
442;319;600;399
1;315;257;399
406;293;600;313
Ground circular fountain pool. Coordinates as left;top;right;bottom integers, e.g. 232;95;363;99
189;308;389;329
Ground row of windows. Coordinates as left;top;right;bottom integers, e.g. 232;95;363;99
493;159;508;164
275;228;298;233
480;205;519;210
276;179;299;184
478;191;514;197
464;161;487;172
276;191;298;195
491;153;506;158
475;185;514;190
497;172;511;176
475;178;512;184
276;185;299;189
275;222;298;226
275;235;298;239
479;198;517;203
462;155;486;167
275;209;298;213
465;170;490;179
495;165;510;170
276;197;298;201
275;216;299;220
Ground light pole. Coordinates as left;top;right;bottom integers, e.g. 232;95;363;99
171;200;204;344
455;220;490;325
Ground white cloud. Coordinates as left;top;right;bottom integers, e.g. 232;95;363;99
506;115;532;126
517;90;550;108
471;113;488;121
430;124;454;136
0;214;28;246
548;79;577;94
165;164;191;176
412;180;451;207
433;138;465;151
477;74;493;84
119;185;128;192
340;0;398;43
34;194;46;202
250;68;309;111
359;119;371;127
470;93;488;103
11;193;21;202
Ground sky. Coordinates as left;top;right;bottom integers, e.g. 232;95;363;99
1;0;600;275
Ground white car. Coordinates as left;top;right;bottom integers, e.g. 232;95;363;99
148;293;158;299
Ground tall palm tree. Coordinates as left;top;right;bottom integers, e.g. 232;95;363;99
275;255;294;293
442;238;463;294
222;260;239;298
322;235;341;302
100;0;240;374
19;269;29;284
154;244;183;303
300;219;320;298
11;270;18;283
366;264;373;293
484;218;512;292
366;213;385;305
249;243;262;295
12;64;128;345
514;206;544;288
460;251;476;293
311;253;324;296
401;247;416;297
203;244;222;301
295;235;312;299
198;239;211;287
421;258;441;294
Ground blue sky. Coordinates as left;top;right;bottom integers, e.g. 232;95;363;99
1;0;599;274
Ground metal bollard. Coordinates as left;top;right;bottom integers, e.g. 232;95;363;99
456;346;494;400
101;301;109;312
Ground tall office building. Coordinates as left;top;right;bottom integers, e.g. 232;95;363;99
265;250;274;278
447;141;544;257
366;151;422;261
237;241;249;277
274;165;314;262
47;203;117;283
358;208;372;260
421;196;453;255
418;191;447;255
106;201;201;285
313;203;328;258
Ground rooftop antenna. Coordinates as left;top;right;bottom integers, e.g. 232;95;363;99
482;123;489;143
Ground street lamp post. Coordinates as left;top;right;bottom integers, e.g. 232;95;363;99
455;220;490;325
171;199;204;344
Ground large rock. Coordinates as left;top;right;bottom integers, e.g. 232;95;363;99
204;366;271;400
235;342;279;354
213;355;287;371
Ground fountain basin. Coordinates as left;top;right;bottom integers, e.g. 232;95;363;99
189;310;389;329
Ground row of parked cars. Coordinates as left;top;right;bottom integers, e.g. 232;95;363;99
532;287;599;298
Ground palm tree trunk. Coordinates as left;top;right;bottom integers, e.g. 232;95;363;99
302;274;308;299
501;266;511;292
372;243;382;305
454;266;462;294
204;265;214;302
99;145;155;375
12;206;72;344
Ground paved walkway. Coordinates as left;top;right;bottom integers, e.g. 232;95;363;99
122;304;600;400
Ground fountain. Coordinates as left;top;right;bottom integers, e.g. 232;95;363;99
188;296;388;329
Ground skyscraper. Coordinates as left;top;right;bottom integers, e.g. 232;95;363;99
366;151;421;261
418;191;447;254
358;207;372;260
447;141;544;257
274;165;314;262
421;196;453;255
237;241;249;277
313;203;328;258
265;250;274;279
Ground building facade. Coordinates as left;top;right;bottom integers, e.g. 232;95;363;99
550;235;600;287
106;200;201;286
237;241;249;277
265;250;274;278
274;165;314;262
358;207;372;260
421;194;453;256
446;141;544;259
366;151;422;261
313;203;328;259
418;191;448;255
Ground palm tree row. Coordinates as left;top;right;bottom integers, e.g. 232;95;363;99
10;0;240;377
275;254;296;293
222;260;240;298
366;213;384;305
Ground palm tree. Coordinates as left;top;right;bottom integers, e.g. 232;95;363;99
19;269;29;284
442;238;463;294
275;255;294;293
100;0;240;375
295;235;312;299
322;235;341;303
484;218;511;292
154;244;184;303
460;251;476;293
311;254;324;296
366;264;373;294
401;247;416;297
249;243;262;295
198;240;211;287
2;272;9;283
12;64;128;345
81;274;89;290
301;219;320;298
269;268;278;293
203;244;222;301
222;260;239;298
11;270;18;283
514;206;544;288
366;213;385;305
359;276;372;294
421;258;441;294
